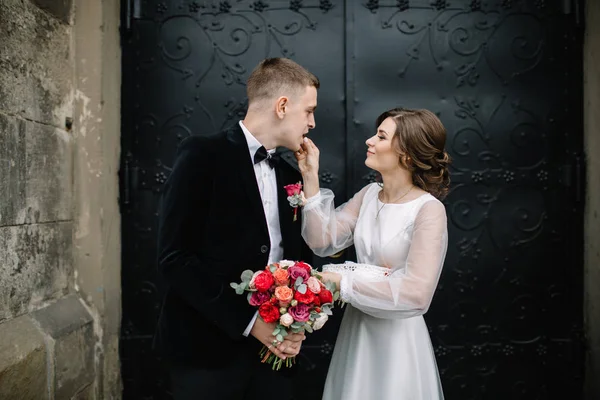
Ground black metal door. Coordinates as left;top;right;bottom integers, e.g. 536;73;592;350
120;1;585;399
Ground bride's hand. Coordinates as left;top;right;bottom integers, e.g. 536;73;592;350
295;138;320;178
320;271;341;292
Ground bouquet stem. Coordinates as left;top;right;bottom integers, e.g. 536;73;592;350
259;346;296;370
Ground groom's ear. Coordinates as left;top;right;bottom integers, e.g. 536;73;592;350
276;96;289;119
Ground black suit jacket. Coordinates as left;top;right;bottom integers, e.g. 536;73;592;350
155;123;313;367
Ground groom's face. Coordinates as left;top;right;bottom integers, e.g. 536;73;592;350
279;85;317;151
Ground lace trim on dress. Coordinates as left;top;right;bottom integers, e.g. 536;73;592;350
323;262;392;304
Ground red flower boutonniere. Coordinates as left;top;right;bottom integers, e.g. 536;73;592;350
284;182;306;222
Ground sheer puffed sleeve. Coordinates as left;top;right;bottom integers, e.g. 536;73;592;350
328;200;448;319
301;184;374;257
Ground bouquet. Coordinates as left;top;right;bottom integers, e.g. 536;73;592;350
230;260;339;370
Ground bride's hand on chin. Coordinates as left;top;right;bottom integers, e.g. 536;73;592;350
295;138;320;177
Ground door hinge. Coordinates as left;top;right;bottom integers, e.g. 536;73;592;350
121;0;141;42
562;0;584;27
561;152;586;204
573;152;585;203
120;152;139;212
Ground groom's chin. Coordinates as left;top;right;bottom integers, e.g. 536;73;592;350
285;143;302;152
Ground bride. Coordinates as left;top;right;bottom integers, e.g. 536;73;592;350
296;108;450;399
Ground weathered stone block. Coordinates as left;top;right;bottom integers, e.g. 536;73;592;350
0;113;73;226
31;295;94;400
0;222;72;321
32;0;73;24
0;315;48;400
0;113;26;226
0;0;73;127
25;120;73;224
0;113;72;227
71;384;94;400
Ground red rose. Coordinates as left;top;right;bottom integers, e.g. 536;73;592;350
319;289;333;305
313;296;321;307
254;271;275;292
284;182;302;197
258;303;280;323
294;289;315;304
295;261;312;275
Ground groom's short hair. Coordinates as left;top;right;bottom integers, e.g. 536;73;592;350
246;58;319;105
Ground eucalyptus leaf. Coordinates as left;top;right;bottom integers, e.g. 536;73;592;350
230;283;239;289
296;277;304;286
273;328;280;335
235;285;245;295
333;292;340;301
276;334;284;342
280;330;288;337
269;266;277;273
241;270;254;282
304;324;313;333
298;284;307;294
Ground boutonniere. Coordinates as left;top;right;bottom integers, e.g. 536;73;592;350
284;182;306;222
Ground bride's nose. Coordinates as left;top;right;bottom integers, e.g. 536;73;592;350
366;135;375;147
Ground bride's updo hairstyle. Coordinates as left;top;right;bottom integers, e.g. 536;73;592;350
375;108;451;199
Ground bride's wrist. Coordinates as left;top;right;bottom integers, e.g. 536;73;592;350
302;174;320;198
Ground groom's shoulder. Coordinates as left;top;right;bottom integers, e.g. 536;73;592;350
176;131;227;157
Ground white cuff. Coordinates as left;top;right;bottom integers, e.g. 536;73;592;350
243;311;258;337
302;191;322;211
339;273;353;304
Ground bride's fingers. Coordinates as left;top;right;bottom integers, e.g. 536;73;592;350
304;140;315;154
305;138;319;153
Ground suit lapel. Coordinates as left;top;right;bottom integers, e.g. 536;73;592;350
226;124;269;237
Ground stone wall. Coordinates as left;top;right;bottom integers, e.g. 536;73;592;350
0;0;121;398
584;1;600;398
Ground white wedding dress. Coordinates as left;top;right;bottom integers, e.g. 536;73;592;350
301;183;447;400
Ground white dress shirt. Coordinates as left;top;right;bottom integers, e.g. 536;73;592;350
239;121;284;336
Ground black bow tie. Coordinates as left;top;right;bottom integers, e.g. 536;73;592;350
253;146;280;168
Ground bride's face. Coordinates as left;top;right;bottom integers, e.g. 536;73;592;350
365;117;403;173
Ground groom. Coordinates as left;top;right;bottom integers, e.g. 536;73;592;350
155;58;319;400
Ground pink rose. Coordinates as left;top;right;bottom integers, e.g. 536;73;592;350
284;182;302;197
279;313;294;327
295;261;313;275
288;265;310;283
306;276;321;294
249;291;270;307
274;286;293;305
288;303;310;323
273;268;289;286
